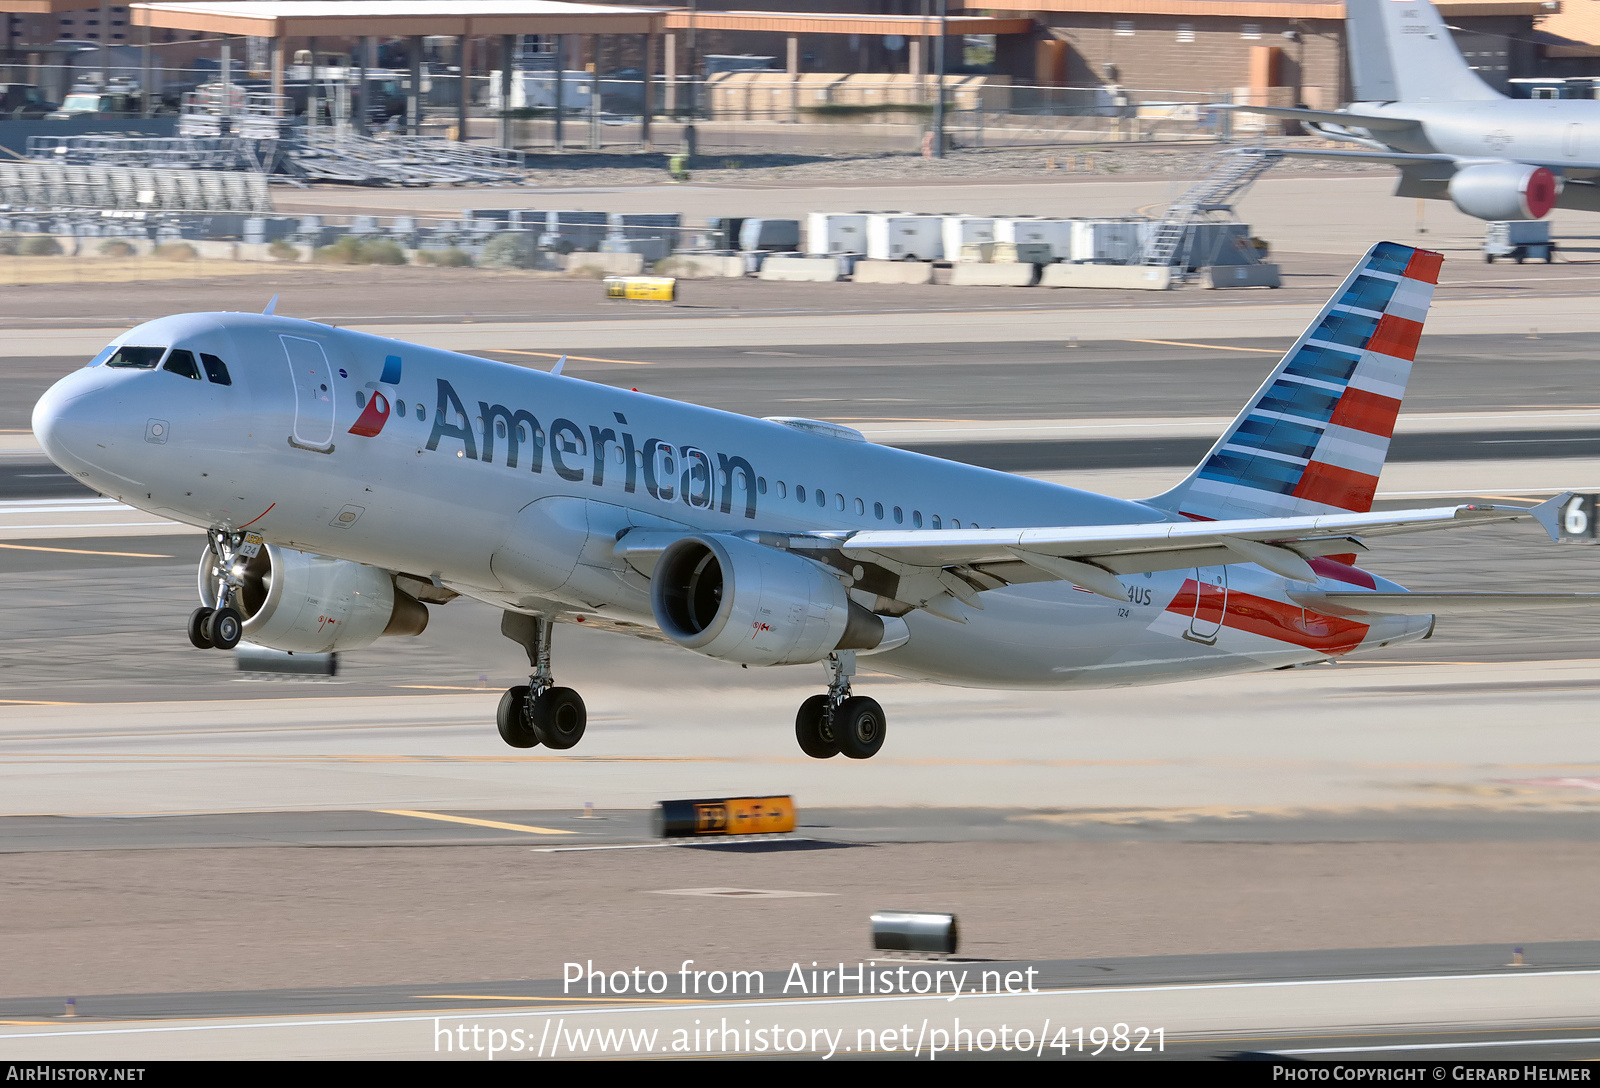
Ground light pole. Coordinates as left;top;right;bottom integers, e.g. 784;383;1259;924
931;0;946;158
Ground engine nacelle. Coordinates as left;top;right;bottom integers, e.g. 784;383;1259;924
650;534;895;666
1448;162;1560;221
198;544;428;654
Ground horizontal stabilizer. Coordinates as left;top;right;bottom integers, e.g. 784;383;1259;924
1295;591;1600;617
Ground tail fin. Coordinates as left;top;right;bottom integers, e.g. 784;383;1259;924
1346;0;1501;103
1147;241;1442;522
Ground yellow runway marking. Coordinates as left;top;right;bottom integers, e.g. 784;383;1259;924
496;349;653;367
0;699;78;706
378;808;575;835
1126;338;1284;354
0;543;174;558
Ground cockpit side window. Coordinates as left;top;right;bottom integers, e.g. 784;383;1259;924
162;349;202;380
105;346;165;369
199;353;232;386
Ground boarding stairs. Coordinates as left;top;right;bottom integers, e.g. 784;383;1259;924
1139;148;1282;270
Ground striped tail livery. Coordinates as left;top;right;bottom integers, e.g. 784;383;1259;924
1150;241;1441;522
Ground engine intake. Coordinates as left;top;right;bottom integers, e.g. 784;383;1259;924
651;534;895;666
1448;162;1560;221
198;543;428;654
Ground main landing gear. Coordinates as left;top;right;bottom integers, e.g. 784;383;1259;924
497;611;587;750
188;529;249;651
795;651;886;760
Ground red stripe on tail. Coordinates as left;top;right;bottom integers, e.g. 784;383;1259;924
1291;461;1380;512
1327;386;1402;439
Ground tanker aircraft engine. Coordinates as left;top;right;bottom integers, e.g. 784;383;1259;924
30;241;1600;761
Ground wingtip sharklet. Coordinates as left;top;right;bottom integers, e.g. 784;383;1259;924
1530;491;1577;542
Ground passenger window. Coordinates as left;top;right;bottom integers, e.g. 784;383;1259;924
874;502;884;520
931;515;941;529
162;349;201;380
796;486;807;503
757;477;767;495
776;481;787;499
396;400;407;417
951;519;961;528
105;346;165;369
893;506;904;524
416;405;426;422
912;510;923;528
199;353;232;386
854;498;864;516
356;391;366;408
816;490;826;508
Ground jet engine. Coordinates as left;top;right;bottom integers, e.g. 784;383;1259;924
650;534;899;666
1447;162;1560;221
197;544;428;654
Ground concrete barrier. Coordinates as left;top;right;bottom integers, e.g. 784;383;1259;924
1202;263;1281;289
948;262;1037;287
565;251;645;276
1040;264;1172;291
758;255;844;283
653;253;744;279
852;260;934;285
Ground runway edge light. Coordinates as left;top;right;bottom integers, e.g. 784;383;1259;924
871;911;959;956
654;796;796;838
236;643;338;676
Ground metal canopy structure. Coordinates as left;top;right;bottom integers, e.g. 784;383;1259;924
658;11;1034;35
126;0;666;37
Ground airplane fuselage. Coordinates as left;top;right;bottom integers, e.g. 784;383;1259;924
1343;99;1600;167
32;312;1431;691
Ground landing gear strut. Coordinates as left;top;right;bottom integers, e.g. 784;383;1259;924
190;528;250;650
795;651;886;760
498;611;587;750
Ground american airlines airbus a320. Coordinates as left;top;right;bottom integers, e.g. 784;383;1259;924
30;242;1597;759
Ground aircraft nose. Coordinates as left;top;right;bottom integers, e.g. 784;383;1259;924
32;369;105;474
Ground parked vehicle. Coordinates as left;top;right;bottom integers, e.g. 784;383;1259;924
1;84;59;119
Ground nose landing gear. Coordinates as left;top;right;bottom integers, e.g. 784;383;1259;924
795;651;886;760
189;530;252;650
498;611;587;750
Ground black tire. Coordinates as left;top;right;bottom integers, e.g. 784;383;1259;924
1484;254;1494;263
795;693;839;759
205;607;242;650
835;695;886;760
187;607;214;649
496;685;540;748
531;687;586;750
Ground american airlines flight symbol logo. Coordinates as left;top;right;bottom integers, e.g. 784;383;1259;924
348;354;402;438
349;390;391;437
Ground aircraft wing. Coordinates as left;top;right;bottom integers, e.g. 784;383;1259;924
1259;147;1457;167
831;496;1569;605
1222;104;1422;132
1263;146;1600;176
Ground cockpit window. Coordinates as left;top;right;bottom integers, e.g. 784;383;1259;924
162;349;202;380
87;346;114;368
105;346;165;369
199;353;232;386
